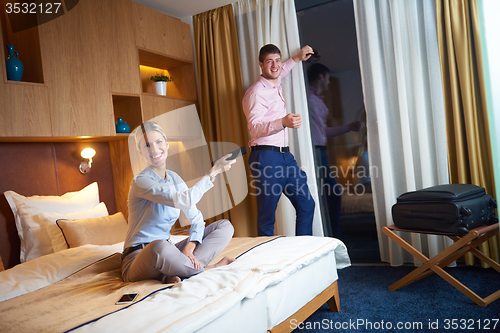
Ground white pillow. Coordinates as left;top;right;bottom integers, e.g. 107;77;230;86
4;182;100;219
4;183;101;262
17;202;109;262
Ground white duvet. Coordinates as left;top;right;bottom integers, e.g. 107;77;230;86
0;236;350;333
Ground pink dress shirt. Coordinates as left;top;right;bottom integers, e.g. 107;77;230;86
242;58;297;147
308;86;349;146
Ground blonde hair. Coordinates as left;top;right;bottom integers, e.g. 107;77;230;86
134;121;167;150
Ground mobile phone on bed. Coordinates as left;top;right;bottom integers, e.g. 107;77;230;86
116;293;139;305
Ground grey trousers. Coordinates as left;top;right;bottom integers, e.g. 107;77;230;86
121;219;234;282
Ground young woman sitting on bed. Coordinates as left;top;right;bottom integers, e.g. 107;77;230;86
121;121;236;284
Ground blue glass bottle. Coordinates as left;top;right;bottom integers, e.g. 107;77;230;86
5;45;24;81
115;118;131;133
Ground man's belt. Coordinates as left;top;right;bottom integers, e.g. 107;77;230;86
122;243;149;260
251;145;290;153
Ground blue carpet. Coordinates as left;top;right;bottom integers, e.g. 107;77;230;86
297;265;500;332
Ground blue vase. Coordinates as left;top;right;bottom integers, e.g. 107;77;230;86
5;45;24;81
115;118;131;133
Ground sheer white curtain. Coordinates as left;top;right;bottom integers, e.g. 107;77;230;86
353;0;452;266
233;0;323;236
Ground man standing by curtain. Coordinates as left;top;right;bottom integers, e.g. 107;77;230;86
243;44;315;236
308;63;365;238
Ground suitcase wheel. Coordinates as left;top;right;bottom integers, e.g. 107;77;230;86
487;215;499;225
489;197;497;209
460;206;472;217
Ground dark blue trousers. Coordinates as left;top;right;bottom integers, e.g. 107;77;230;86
249;150;315;236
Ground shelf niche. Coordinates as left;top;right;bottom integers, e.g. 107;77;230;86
1;2;44;84
112;94;142;134
138;48;196;101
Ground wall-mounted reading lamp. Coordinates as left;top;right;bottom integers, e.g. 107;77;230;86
79;148;96;174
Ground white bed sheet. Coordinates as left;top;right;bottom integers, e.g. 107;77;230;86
0;236;187;302
0;244;121;302
196;248;340;332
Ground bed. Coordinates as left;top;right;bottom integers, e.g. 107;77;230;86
0;142;351;333
0;235;350;332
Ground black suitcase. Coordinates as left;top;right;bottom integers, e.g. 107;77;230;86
392;184;497;234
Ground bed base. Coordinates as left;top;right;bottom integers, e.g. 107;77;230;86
269;280;340;333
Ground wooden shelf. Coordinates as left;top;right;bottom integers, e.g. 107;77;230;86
140;94;196;123
140;92;196;102
138;48;192;69
1;1;44;84
0;135;129;143
2;79;46;86
138;48;196;100
140;65;174;95
112;94;142;134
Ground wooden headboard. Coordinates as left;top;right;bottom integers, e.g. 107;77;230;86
0;142;117;270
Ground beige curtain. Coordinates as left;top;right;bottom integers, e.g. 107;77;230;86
193;5;258;237
436;0;499;266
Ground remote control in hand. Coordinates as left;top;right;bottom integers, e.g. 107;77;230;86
212;147;247;166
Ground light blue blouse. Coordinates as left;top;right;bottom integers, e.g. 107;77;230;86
124;167;214;249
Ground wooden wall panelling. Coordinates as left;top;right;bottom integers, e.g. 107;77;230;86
1;0;197;139
39;0;141;137
102;0;142;95
168;64;197;101
131;2;193;62
0;83;52;136
141;95;195;122
39;0;114;136
0;2;51;137
109;138;134;221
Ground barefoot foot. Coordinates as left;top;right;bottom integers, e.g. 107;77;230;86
205;257;236;271
214;256;236;268
161;275;181;284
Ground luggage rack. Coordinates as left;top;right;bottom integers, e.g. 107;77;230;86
382;222;500;306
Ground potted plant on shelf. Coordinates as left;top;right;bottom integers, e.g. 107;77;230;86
150;73;174;96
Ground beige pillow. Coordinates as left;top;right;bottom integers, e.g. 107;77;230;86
56;212;128;248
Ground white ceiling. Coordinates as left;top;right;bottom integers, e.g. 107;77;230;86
131;0;236;19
